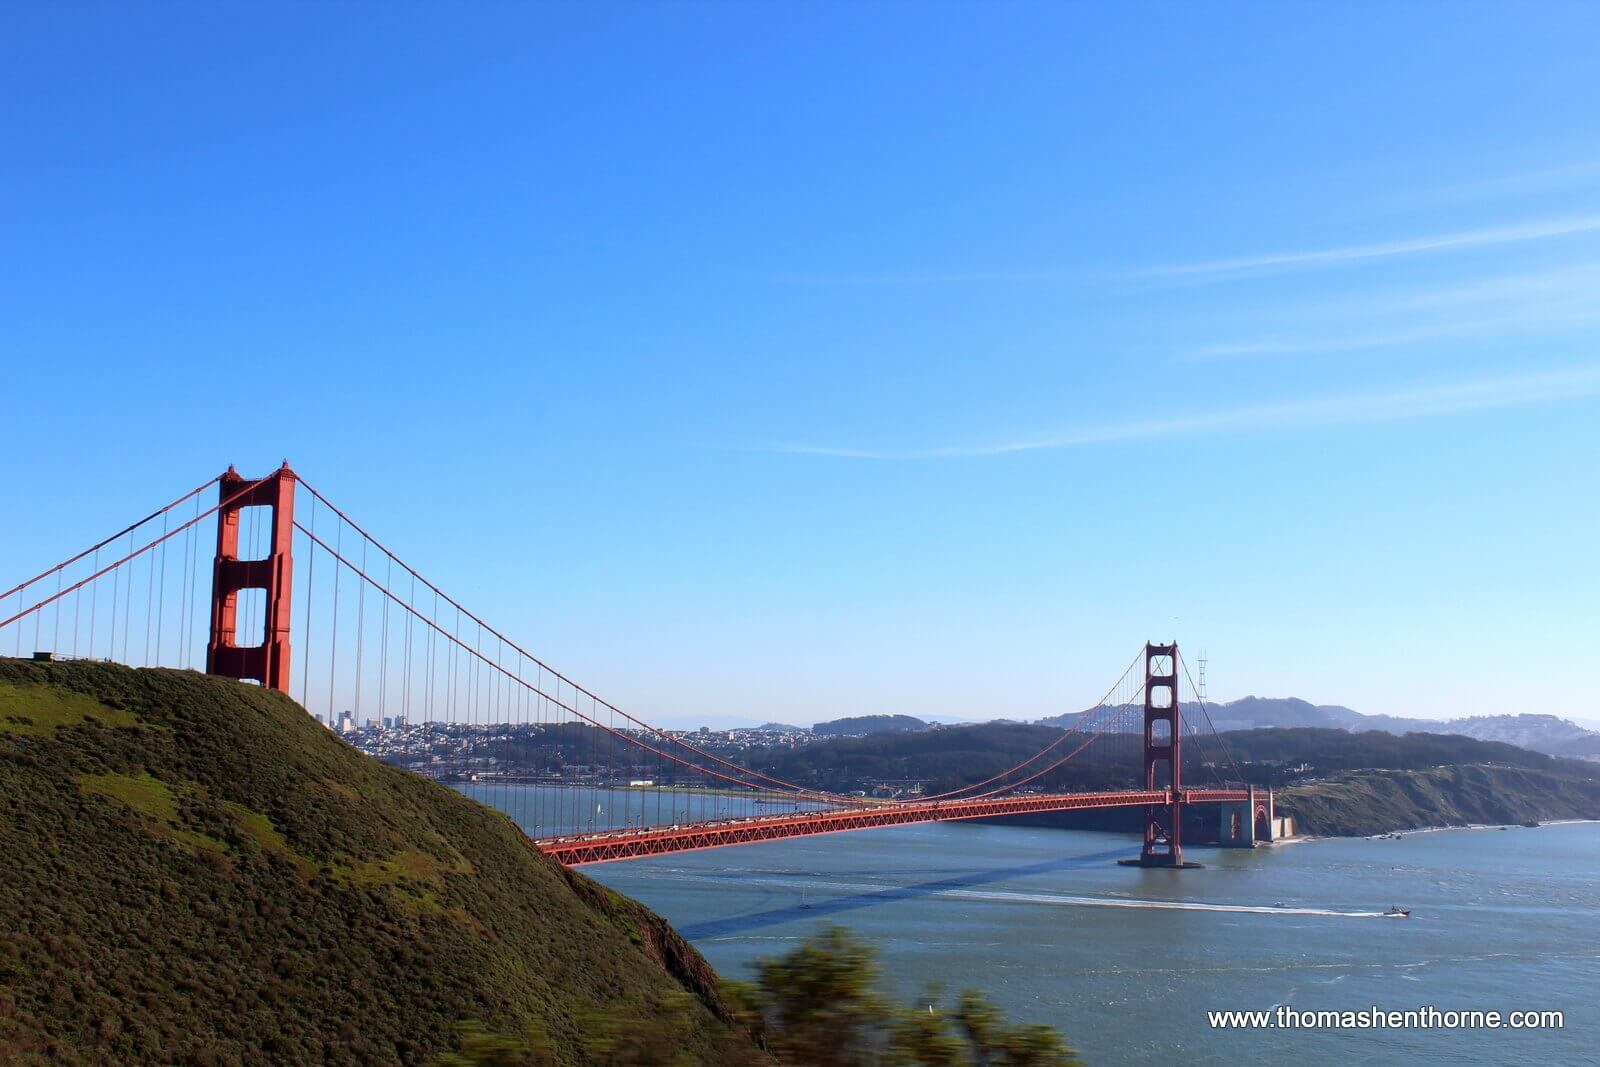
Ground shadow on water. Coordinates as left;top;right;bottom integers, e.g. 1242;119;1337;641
678;845;1132;940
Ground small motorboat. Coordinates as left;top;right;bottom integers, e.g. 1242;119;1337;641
1385;906;1411;917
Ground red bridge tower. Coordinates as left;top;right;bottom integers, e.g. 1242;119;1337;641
1121;641;1200;867
205;464;296;693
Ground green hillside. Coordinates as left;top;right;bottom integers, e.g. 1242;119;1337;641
1278;764;1600;837
0;659;753;1066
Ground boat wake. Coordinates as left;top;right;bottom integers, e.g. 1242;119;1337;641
934;887;1399;918
728;874;1399;918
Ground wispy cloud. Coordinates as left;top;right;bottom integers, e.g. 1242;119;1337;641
1395;160;1600;209
1146;215;1600;279
1187;319;1506;360
1186;263;1600;359
1373;261;1600;311
771;217;1600;289
768;365;1600;460
765;269;1079;287
1188;309;1600;361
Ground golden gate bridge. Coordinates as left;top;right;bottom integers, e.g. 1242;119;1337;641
1;464;1273;867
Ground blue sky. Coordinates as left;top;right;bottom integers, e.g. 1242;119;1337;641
4;3;1599;727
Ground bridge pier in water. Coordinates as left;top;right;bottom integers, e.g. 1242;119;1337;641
1217;786;1275;847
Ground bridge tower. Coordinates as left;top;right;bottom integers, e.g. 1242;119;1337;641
205;464;296;693
1138;641;1192;867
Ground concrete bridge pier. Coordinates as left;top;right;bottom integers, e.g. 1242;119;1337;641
1218;786;1276;847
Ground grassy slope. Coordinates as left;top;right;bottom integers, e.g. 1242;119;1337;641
1278;764;1600;837
0;659;751;1066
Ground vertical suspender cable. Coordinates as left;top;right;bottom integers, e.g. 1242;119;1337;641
142;521;156;664
328;519;342;723
154;510;168;666
403;571;415;728
354;538;366;720
301;497;317;712
84;563;98;661
71;555;83;658
51;569;63;656
122;527;135;664
379;554;392;728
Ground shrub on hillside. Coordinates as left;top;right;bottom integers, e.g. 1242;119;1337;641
436;927;1080;1067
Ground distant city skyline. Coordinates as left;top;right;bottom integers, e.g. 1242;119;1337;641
4;4;1597;727
317;701;1600;738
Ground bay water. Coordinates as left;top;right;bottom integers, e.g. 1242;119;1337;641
461;785;1597;1064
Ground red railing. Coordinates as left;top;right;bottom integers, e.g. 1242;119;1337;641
537;788;1251;864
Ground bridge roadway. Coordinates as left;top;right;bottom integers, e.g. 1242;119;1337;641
535;788;1250;864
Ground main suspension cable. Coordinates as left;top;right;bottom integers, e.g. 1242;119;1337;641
293;477;862;804
294;518;852;803
917;648;1147;801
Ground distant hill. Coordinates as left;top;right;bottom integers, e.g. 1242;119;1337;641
1204;696;1370;730
812;714;929;737
1038;696;1372;732
756;722;810;733
0;659;751;1065
1280;766;1600;837
742;721;1600;834
1442;714;1600;758
1037;698;1600;760
1197;726;1575;777
750;721;1593;794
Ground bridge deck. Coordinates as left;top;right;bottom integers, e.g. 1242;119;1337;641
535;788;1249;864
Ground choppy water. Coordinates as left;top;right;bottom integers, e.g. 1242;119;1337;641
576;816;1599;1065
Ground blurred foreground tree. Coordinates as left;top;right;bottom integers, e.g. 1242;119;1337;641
740;926;1080;1067
431;1021;559;1067
434;926;1079;1067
